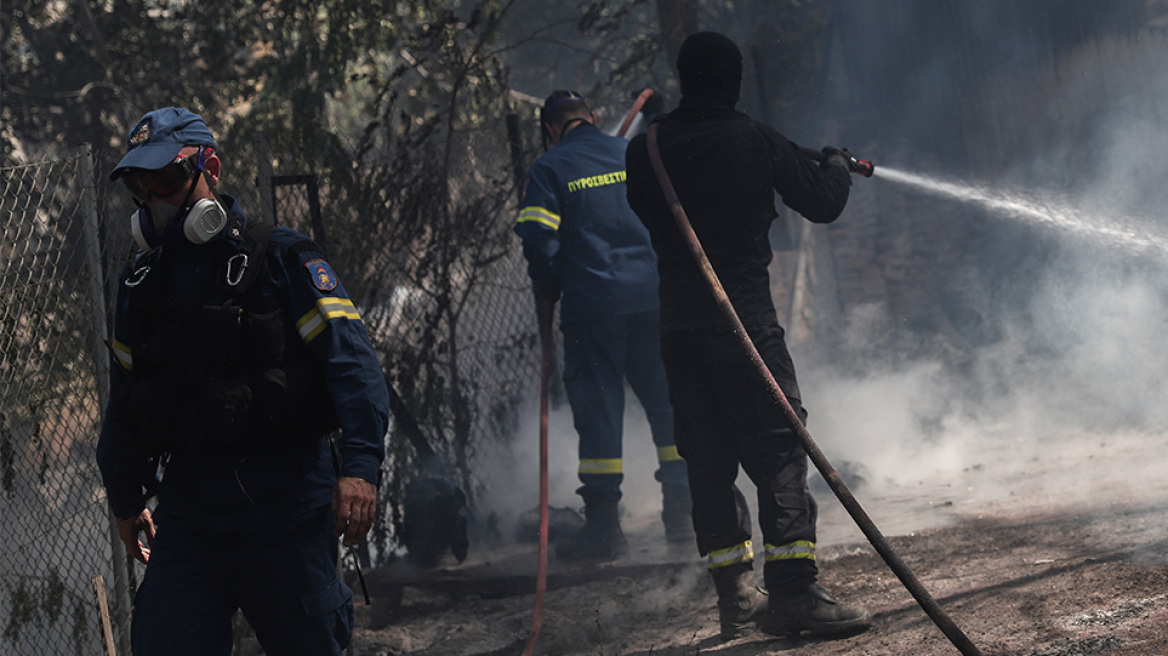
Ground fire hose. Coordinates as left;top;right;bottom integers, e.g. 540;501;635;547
646;123;983;656
616;88;656;138
522;89;655;654
521;293;555;656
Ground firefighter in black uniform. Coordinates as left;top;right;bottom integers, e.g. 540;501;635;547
97;107;390;655
625;33;870;640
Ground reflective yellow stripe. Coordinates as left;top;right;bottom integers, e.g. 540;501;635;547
296;297;362;344
516;206;561;230
578;458;622;475
764;540;816;562
656;445;682;462
707;540;753;570
112;340;133;371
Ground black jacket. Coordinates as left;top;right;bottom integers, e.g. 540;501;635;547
626;99;851;330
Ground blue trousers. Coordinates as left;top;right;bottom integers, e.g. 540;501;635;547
131;507;353;655
561;310;688;503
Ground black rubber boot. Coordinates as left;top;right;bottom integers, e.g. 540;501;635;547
661;484;695;544
710;563;767;641
760;583;870;638
555;499;626;563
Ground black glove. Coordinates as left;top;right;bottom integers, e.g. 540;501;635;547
532;281;559;327
634;88;665;119
821;146;850;171
532;280;561;305
820;146;852;184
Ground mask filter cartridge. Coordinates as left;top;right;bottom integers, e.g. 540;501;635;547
182;198;228;245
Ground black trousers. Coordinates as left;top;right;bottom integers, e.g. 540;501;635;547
661;322;818;592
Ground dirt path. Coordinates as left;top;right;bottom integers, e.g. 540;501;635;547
353;429;1168;655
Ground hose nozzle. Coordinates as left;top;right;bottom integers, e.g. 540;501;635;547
848;155;875;178
798;145;876;178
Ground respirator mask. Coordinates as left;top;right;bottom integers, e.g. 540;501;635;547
125;147;228;251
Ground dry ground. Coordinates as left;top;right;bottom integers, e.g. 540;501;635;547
351;428;1168;655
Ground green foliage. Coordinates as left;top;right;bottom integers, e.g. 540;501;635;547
2;567;85;649
70;598;90;656
3;579;37;641
323;1;525;558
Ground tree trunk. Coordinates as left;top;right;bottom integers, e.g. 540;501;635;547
655;0;699;69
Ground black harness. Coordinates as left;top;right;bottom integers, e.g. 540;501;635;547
112;219;338;455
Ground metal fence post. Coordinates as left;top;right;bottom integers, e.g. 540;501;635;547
81;143;133;655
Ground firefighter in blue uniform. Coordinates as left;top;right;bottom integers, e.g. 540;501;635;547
96;107;390;655
515;91;691;562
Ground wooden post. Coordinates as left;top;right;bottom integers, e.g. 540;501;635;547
83;145;132;655
91;575;118;656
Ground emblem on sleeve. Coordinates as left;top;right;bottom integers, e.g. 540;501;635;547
305;258;338;291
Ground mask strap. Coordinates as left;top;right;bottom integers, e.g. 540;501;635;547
196;145;209;172
559;117;589;134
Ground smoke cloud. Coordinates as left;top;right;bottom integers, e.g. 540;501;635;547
797;3;1168;541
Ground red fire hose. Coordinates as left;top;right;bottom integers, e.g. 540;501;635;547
616;88;656;138
645;123;983;656
521;294;555;656
523;89;657;653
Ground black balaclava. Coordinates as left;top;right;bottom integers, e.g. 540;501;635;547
676;32;743;106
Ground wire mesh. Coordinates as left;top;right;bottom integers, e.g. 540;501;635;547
0;152;118;655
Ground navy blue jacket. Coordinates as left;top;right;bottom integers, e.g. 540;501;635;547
96;196;389;534
515;123;659;324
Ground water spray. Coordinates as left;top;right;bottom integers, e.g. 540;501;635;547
875;166;1168;257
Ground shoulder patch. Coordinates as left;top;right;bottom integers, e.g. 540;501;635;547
305;258;338;291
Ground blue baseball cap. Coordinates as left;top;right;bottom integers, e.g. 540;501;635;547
109;107;217;181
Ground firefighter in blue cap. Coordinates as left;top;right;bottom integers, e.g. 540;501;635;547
515;91;691;562
96;107;390;654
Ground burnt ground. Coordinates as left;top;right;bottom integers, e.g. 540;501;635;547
349;428;1168;656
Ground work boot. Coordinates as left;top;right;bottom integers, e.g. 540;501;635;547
661;485;695;545
760;583;870;638
710;563;768;641
555;500;626;562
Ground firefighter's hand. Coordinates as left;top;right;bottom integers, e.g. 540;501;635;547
821;146;852;183
636;88;664;118
333;476;377;547
821;146;850;170
117;508;155;564
532;279;561;305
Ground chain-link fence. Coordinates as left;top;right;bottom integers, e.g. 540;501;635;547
1;148;130;655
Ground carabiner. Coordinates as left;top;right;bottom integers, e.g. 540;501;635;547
226;253;249;287
125;265;152;287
